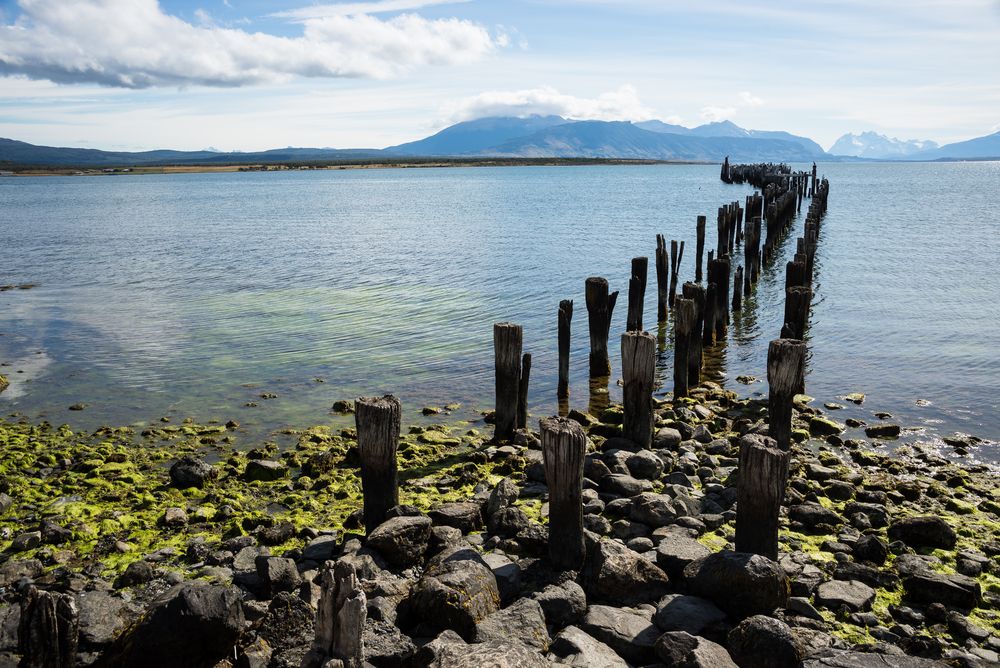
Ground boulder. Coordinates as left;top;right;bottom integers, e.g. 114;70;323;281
115;560;154;588
301;534;340;563
654;631;737;667
888;516;957;549
428;502;482;533
583;537;670;605
362;619;416;667
652;594;727;636
549;625;628;668
367;515;432;568
481;552;521;604
630;492;680;528
169;456;216;489
903;571;981;609
852;535;889;565
532;580;586;629
429;639;547;667
76;590;138;648
255;556;301;598
815;580;876;612
254;591;314;667
865;424;901;439
626;451;664;480
486;478;519;517
98;583;244;668
655;534;711;578
475;597;550;651
600;474;652;497
682;551;789;619
727;615;802;668
578;604;660;665
801;650;947;667
401;546;499;640
243;460;287;482
788;503;844;531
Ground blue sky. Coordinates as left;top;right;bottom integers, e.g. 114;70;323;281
0;0;998;151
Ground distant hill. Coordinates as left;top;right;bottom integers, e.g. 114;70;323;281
385;115;569;156
635;120;691;135
914;130;1000;160
830;131;938;159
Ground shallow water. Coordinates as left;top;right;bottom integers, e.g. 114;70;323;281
1;162;998;461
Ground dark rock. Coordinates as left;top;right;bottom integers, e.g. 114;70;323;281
654;427;683;449
727;615;802;668
257;521;296;546
255;556;301;598
39;520;72;545
682;550;789;619
487;506;531;537
169;456;216;489
301;534;340;563
10;531;41;552
834;561;897;590
853;535;889;565
367;515;432;568
532;580;586;629
903;571;981;609
888;517;956;549
428;502;482;533
630;492;680;527
582;536;670;605
654;630;738;667
76;590;138;648
481;552;521;604
816;580;876;612
115;560;154;588
652;594;727;635
98;583;244;668
844;502;890;529
475;597;550;651
549;625;628;668
801;650;946;666
362;619;416;668
626;450;664;480
600;473;652;497
243;459;288;482
578;604;659;665
789;503;844;531
865;424;901;439
655;534;711;578
486;478;519;517
254;591;314;664
428;638;548;667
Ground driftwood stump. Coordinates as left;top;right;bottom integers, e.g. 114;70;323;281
493;322;523;440
540;416;587;571
735;433;790;560
586;277;618;378
304;561;367;668
356;394;401;535
18;586;78;668
627;257;648;332
621;330;656;448
767;339;806;452
672;298;696;399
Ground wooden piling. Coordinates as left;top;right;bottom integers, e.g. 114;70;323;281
695;215;706;283
557;300;573;399
493;322;523;440
782;286;812;340
702;282;717;347
785;260;807;290
586;277;618;378
767;338;806;452
673;298;696;399
356;394;401;534
18;586;77;668
735;433;790;560
627;257;648;331
681;282;705;386
668;240;684;308
708;256;730;339
516;352;532;430
540;416;587;571
621;330;656;447
732;266;744;311
307;561;366;668
655;235;668;322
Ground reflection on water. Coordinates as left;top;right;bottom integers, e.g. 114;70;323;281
0;163;998;461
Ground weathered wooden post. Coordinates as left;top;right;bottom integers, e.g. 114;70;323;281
356;394;401;535
621;330;656;447
557;300;573;400
732;266;744;311
785;260;807;290
735;433;790;561
702;282;717;347
305;561;366;668
673;298;696;399
627;257;648;331
493;322;523;440
681;282;705;386
767;338;806;452
709;256;730;339
586;277;618;377
516;352;532;430
782;286;812;340
668;240;684;308
695;215;706;282
655;235;669;321
540;416;587;571
18;586;78;668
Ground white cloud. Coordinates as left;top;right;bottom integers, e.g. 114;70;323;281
738;90;763;107
443;85;656;123
274;0;472;20
700;90;763;121
700;105;737;122
0;0;501;88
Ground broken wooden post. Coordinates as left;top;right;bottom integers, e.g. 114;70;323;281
735;433;790;561
767;338;807;452
540;416;587;571
18;586;78;668
627;257;648;331
708;256;730;339
668;240;684;308
702;282;717;347
673;298;696;399
782;286;812;340
557;300;573;400
681;282;705;386
305;561;366;668
695;215;706;282
785;260;807;290
356;394;401;535
493;322;523;440
732;265;744;311
621;330;656;448
655;235;669;322
516;352;532;430
586;277;618;378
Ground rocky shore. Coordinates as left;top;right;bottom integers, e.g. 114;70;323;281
0;383;998;667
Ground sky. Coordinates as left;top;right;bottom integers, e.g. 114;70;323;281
0;0;998;152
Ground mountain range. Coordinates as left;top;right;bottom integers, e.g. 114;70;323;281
2;117;998;167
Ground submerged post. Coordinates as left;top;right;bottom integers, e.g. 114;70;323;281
655;235;669;321
702;282;717;347
673;298;696;399
767;338;806;452
621;330;656;447
493;322;523;440
669;240;684;308
627;257;648;331
557;300;573;399
586;277;618;378
695;215;706;283
517;352;532;430
732;265;744;311
541;416;587;571
782;286;812;340
356;394;401;534
735;433;790;561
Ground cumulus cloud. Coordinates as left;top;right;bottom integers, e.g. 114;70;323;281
700;106;737;122
274;0;473;20
443;85;656;123
701;90;764;121
0;0;501;88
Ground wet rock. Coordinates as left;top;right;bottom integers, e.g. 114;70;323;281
367;515;432;568
115;560;154;588
549;625;628;668
243;459;288;482
578;604;660;665
655;534;711;578
654;630;738;667
652;594;727;635
728;615;802;668
169;456;216;489
582;536;670;605
532;580;586;629
475;597;550;651
887;516;956;549
99;583;244;668
683;551;789;619
809;416;845;436
257;521;296;546
865;424;901;439
845;502;890;529
39;520;72;545
256;556;301;598
428;502;482;533
789;503;844;531
815;580;876;612
903;570;981;609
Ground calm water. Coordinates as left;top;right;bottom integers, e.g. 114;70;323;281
1;163;998;462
